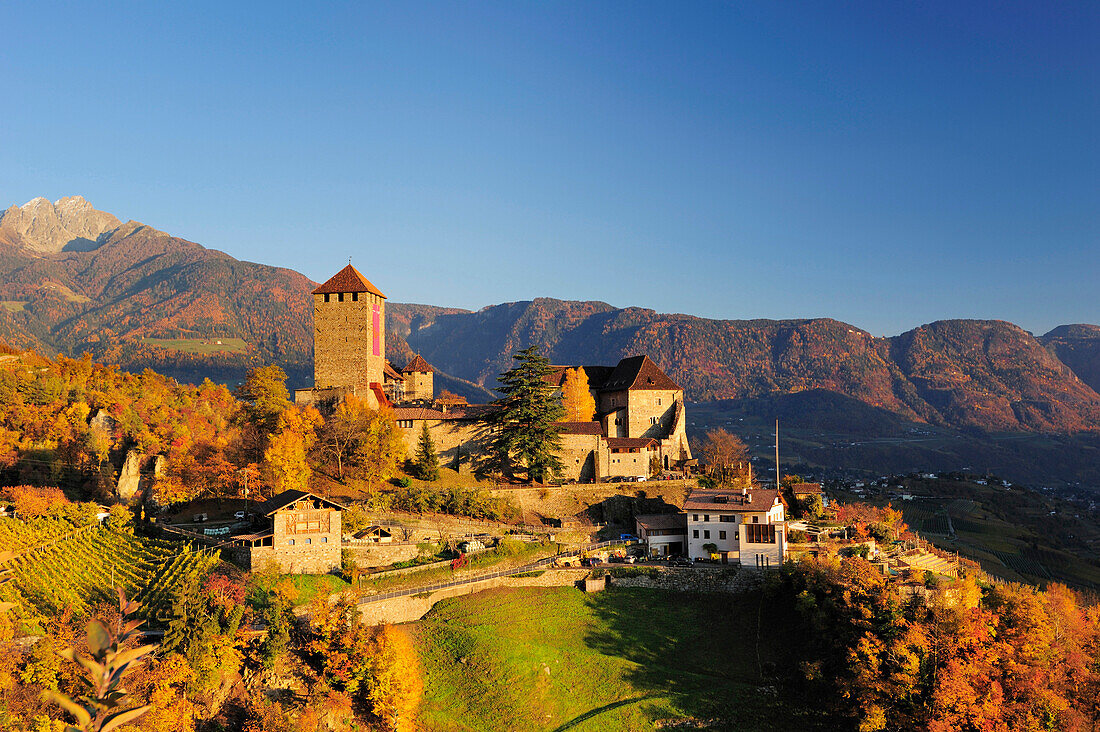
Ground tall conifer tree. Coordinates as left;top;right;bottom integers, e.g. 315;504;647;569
413;422;440;481
489;347;565;483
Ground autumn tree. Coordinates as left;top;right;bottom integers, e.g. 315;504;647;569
235;365;290;434
561;367;596;422
488;347;564;483
353;407;404;489
315;395;373;481
697;428;751;486
412;423;440;482
264;405;322;494
366;624;423;732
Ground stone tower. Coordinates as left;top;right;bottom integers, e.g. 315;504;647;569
311;264;386;394
401;354;435;402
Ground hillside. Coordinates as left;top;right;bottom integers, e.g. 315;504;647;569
1041;324;1100;395
399;298;1100;432
3;196;1100;435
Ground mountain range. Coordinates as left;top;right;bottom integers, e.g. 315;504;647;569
4;196;1100;441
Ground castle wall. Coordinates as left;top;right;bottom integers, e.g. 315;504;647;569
396;419;492;470
313;291;385;391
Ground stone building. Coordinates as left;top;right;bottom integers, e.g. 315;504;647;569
229;490;344;574
297;264;389;409
392;355;692;483
296;264;692;482
400;354;434;402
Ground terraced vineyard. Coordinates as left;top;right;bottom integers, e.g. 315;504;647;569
0;526;219;620
0;516;83;554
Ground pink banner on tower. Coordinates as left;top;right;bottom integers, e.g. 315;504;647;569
372;304;380;356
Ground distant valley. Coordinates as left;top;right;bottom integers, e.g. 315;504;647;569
4;196;1100;486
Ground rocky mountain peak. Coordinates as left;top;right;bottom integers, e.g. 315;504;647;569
0;195;121;254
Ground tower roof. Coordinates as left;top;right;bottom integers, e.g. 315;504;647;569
402;354;434;373
312;264;386;298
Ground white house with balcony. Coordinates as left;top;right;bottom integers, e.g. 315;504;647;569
684;487;787;568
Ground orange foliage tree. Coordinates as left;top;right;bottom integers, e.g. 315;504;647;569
560;367;596;422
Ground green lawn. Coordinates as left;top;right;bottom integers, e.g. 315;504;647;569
1;301;28;313
143;336;249;354
248;572;351;609
412;586;826;731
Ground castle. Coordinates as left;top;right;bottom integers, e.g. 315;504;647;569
296;264;692;482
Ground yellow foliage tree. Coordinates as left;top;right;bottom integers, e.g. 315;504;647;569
561;367;596;422
264;405;322;494
367;624;423;732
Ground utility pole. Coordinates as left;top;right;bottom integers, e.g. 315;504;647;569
775;419;780;489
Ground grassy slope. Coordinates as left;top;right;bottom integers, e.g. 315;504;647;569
413;586;824;732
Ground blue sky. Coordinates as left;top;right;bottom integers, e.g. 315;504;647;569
2;2;1097;336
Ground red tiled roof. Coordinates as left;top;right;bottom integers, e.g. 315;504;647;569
402;354;434;373
392;406;444;421
312;264;387;298
607;437;659;450
383;362;405;381
600;355;681;392
392;404;499;421
556;421;603;435
635;513;687;532
683;488;782;513
791;482;823;495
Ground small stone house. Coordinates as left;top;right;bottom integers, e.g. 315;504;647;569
230;490;345;574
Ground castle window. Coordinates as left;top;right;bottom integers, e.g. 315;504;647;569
324;294;330;303
338;293;345;302
321;537;328;543
353;292;358;301
657;398;662;406
288;539;295;546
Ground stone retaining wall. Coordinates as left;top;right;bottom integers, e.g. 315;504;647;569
608;566;765;594
356;569;588;625
345;543;420;568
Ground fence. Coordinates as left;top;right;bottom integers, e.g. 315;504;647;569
357;539;631;605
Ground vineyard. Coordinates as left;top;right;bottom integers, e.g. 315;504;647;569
0;516;84;554
0;525;219;620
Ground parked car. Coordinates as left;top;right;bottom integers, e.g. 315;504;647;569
670;556;692;567
192;513;208;523
623;556;636;564
619;533;639;542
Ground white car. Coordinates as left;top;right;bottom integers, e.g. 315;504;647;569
234;511;247;520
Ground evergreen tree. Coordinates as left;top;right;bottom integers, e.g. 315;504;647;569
413;422;440;481
488;347;565;483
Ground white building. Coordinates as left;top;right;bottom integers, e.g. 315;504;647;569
635;513;688;557
684;487;787;568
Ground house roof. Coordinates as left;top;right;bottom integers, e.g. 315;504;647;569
607;437;659;450
556;421;603;435
257;490;347;516
635;513;687;532
311;264;387;298
383;361;405;381
600;355;681;392
392;404;499;421
683;488;782;513
791;482;823;495
402;354;434;373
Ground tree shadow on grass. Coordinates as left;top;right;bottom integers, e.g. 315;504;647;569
582;585;829;731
